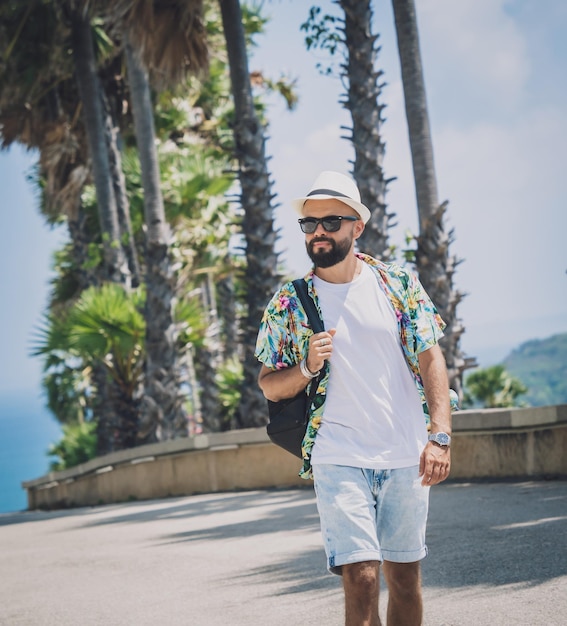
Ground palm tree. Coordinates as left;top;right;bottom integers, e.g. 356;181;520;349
391;0;468;397
0;1;88;226
67;4;130;285
113;0;211;440
1;2;137;291
465;366;527;409
219;0;281;428
338;0;393;259
122;38;186;441
301;4;393;259
33;283;146;450
0;1;148;451
102;88;142;286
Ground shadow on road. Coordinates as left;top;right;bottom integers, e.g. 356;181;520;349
2;477;566;597
423;479;567;590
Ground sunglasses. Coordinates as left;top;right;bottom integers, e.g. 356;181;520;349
298;215;359;234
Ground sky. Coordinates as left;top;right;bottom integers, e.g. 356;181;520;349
1;0;567;400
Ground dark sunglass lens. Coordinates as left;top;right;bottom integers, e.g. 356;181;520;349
299;219;317;233
322;217;342;232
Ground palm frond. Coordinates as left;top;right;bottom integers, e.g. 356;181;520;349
112;0;209;87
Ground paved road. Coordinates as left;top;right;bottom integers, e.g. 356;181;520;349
1;479;566;625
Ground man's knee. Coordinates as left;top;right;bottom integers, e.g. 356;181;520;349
383;561;421;597
343;561;380;592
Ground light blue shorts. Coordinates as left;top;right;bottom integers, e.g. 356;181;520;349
312;464;430;575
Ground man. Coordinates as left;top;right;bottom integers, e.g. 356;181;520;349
255;171;454;626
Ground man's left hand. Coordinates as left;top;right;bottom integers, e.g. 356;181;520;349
419;442;451;486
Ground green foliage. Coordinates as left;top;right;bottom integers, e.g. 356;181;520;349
300;5;343;76
15;0;284;442
33;283;146;424
66;284;145;367
216;356;243;427
91;17;115;64
42;353;91;425
50;245;83;306
174;294;209;349
464;365;527;409
252;74;299;111
240;3;268;40
301;6;342;54
48;421;98;471
503;333;567;406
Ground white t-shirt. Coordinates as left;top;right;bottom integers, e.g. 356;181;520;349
310;263;428;470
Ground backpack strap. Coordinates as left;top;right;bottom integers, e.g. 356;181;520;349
292;278;324;334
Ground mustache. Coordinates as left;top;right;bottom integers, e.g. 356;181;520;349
308;236;334;249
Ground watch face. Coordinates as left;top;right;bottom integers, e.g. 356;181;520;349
431;432;450;446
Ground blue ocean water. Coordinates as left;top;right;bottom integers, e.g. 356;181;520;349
0;392;62;513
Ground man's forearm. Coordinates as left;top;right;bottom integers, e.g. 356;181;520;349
418;344;452;434
258;364;312;402
418;344;452;485
258;330;335;402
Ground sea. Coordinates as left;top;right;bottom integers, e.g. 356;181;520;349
0;391;62;514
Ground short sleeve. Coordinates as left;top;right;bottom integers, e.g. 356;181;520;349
407;271;446;354
255;283;307;370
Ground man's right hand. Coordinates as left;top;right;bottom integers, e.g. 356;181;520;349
258;328;336;402
307;329;336;374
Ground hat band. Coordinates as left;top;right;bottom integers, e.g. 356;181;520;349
307;188;353;201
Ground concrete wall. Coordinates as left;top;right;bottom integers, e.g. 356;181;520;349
23;405;567;510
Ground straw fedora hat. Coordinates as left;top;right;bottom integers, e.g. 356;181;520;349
291;170;371;224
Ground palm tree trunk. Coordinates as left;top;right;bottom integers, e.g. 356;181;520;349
68;8;129;285
217;267;239;361
339;0;393;259
91;363;119;455
102;93;141;287
219;0;280;428
194;345;222;432
391;0;438;229
67;203;100;290
195;273;223;431
392;0;468;397
124;34;187;441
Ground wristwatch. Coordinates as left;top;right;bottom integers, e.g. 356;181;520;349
428;432;451;447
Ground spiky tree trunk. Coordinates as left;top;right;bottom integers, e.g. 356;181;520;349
68;8;129;285
217;268;239;361
124;35;187;441
339;0;393;259
391;0;467;397
91;364;119;455
194;345;222;431
219;0;280;428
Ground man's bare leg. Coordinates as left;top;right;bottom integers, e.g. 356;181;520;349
342;560;381;626
382;561;423;626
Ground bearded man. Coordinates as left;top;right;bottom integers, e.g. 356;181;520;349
255;171;453;626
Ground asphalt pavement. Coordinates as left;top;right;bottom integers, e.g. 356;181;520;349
0;479;566;625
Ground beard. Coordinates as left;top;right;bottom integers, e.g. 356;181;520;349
306;235;352;268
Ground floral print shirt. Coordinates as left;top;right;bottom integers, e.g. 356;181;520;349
255;253;459;479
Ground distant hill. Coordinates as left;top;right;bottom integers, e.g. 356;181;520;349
502;333;567;407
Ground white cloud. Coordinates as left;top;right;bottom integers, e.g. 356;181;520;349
432;104;567;327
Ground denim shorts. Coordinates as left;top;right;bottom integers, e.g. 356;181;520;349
312;464;430;575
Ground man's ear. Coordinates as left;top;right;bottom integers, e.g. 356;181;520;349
354;220;365;240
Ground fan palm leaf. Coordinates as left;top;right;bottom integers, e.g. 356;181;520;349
110;0;208;87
